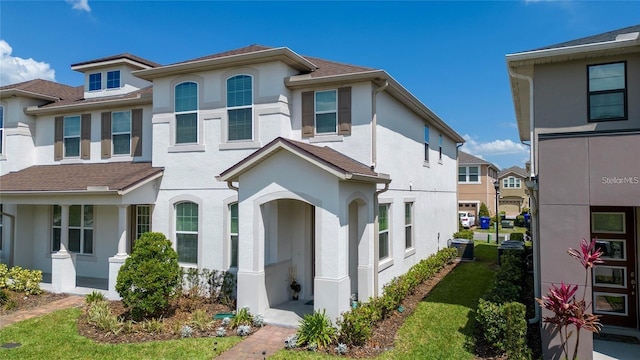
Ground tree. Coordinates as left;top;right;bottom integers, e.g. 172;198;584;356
479;202;490;218
116;232;180;320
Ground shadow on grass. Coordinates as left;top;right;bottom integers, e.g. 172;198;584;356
419;241;499;355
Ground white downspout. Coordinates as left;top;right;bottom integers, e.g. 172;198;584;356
371;80;388;169
509;67;540;324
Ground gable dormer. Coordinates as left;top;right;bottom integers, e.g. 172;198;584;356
71;53;160;99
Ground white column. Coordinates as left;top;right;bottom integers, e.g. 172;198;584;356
52;205;76;293
108;205;129;300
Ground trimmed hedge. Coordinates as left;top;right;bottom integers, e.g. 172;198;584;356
476;250;531;359
338;247;457;346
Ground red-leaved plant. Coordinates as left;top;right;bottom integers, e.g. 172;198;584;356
537;238;603;359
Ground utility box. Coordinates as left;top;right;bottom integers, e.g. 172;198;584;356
450;239;475;260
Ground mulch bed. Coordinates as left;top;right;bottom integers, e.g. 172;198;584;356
0;290;68;316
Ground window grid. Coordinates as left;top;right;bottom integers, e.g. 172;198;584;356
112;111;131;155
175;82;198;144
438;135;443;160
502;176;521;189
89;73;101;91
230;203;239;268
227;75;253;141
315;90;337;134
379;204;390;260
106;70;120;89
405;203;413;249
176;202;198;264
63;115;81;158
52;205;93;254
136;205;151;240
458;166;480;183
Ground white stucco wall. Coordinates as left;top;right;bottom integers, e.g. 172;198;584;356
0;97;45;175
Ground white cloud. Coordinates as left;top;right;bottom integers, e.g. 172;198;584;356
66;0;91;13
461;134;529;156
0;40;56;86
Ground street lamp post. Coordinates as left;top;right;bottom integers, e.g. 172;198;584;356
494;180;500;245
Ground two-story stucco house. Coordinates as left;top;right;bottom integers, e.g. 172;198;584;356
497;166;529;219
507;25;640;358
0;45;464;322
457;150;500;220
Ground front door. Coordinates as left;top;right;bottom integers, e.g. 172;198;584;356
591;207;638;328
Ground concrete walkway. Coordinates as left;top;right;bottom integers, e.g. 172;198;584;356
216;325;295;359
0;295;85;329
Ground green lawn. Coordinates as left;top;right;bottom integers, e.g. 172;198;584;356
0;308;241;359
0;242;498;359
474;226;527;234
271;241;498;359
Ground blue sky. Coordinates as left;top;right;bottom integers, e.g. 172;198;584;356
1;1;639;169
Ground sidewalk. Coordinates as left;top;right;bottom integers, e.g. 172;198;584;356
0;295;85;329
216;324;295;359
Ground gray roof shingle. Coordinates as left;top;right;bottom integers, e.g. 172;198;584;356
531;24;640;51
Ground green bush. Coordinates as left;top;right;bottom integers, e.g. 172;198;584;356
338;307;373;346
476;300;530;359
514;215;525;227
6;266;42;295
479;203;490;218
116;232;180;320
476;299;505;347
0;289;8;304
453;230;474;240
0;263;8;288
87;300;122;335
86;290;106;305
230;307;253;328
509;232;525;242
297;310;338;350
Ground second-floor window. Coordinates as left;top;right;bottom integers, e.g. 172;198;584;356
588;62;626;121
112;111;131;155
459;166;480;183
107;70;121;89
424;125;429;162
227;75;253;141
438;135;443;161
503;176;522;189
315;90;337;134
89;73;101;91
175;82;198;144
0;105;4;155
64;115;81;157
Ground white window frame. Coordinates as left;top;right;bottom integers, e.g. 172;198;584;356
226;74;254;142
175;201;199;266
0;105;4;156
106;70;121;89
458;166;480;184
404;202;414;251
136;205;151;240
315;89;338;135
63;115;81;158
112;110;131;156
502;176;522;189
52;205;94;255
378;201;392;267
424;125;430;164
174;81;199;145
229;202;239;268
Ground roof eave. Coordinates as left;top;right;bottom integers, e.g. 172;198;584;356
25;93;152;115
0;89;59;102
118;171;163;195
71;58;156;72
133;47;318;80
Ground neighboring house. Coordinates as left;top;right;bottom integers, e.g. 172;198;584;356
507;25;640;358
457;150;500;221
497;166;529;219
0;46;464;322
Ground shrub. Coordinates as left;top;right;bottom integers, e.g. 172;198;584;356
338;308;372;346
216;327;226;337
6;266;42;295
284;334;298;349
509;232;525;242
116;232;180;320
237;324;251;337
180;325;193;338
190;309;212;331
0;289;8;304
479;203;490;218
253;314;265;328
453;230;474;240
335;343;348;355
230;307;253;328
297;310;338;350
0;264;8;288
141;318;165;333
86;290;106;305
476;300;530;359
87;301;122;335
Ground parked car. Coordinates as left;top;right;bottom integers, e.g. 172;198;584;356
458;211;476;228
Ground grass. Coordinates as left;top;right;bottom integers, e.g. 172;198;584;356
0;308;242;359
270;241;498;359
474;226;527;234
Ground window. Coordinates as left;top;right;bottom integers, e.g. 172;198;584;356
458;166;480;183
175;82;198;144
106;70;121;89
424;126;429;162
63;115;81;157
502;176;521;189
379;204;390;260
229;203;238;268
227;75;253;141
136;205;151;240
52;205;93;254
438;135;443;161
0;105;4;155
89;73;101;91
405;203;413;249
315;90;337;134
175;202;198;264
588;62;626;121
111;111;131;155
